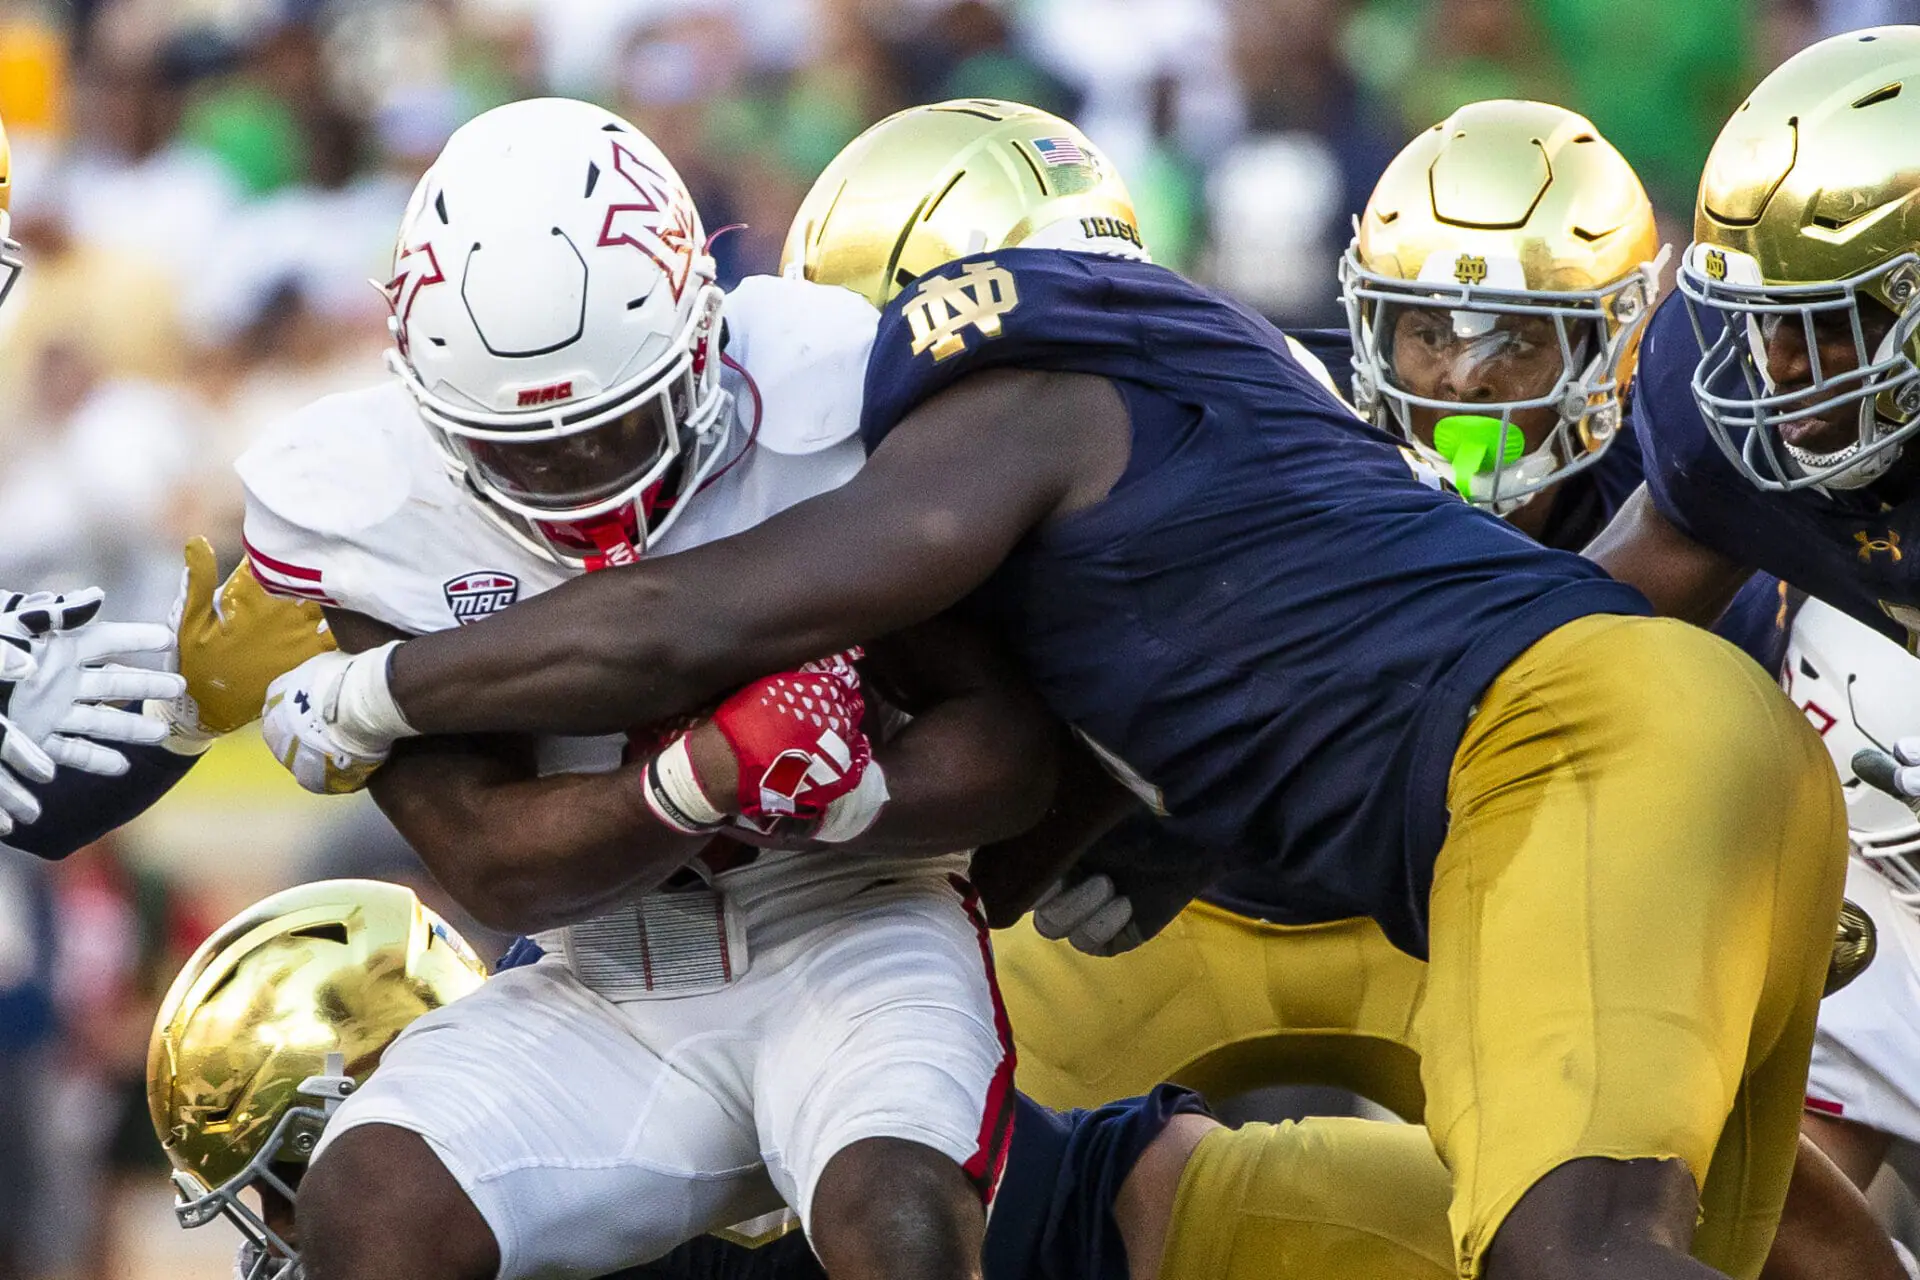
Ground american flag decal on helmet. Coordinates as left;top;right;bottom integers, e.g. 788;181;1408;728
1031;136;1089;168
443;572;520;624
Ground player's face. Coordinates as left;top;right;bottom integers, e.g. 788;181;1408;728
462;395;676;510
1758;296;1899;454
1387;306;1565;451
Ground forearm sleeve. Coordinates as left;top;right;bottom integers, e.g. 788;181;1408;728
5;743;199;860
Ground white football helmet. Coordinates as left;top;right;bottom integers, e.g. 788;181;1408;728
1782;595;1920;906
384;98;728;566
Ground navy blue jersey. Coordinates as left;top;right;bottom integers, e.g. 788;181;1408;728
1192;389;1780;923
862;249;1650;954
1638;290;1920;649
1285;324;1648;551
614;1086;1209;1280
5;743;198;861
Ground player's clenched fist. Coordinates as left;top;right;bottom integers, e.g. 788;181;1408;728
643;650;890;844
261;643;412;794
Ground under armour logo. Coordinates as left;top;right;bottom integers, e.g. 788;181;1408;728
1856;530;1903;563
295;691;311;714
906;261;1020;363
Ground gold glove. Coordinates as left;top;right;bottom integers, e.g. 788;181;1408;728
161;537;334;748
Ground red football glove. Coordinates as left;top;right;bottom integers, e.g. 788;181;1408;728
641;651;889;843
712;650;870;824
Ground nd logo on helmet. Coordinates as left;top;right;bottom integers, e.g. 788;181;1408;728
906;261;1020;362
1453;254;1489;287
1705;248;1729;282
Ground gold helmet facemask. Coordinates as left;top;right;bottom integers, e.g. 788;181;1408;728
781;98;1143;309
1340;100;1662;514
0;113;20;313
148;880;487;1277
1681;27;1920;492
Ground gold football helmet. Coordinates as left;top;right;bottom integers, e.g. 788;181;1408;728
1684;26;1920;491
148;880;486;1276
781;98;1141;309
0;111;19;313
1341;100;1662;512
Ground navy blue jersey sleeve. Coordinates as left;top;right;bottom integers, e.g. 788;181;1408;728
1710;574;1795;672
861;250;1121;453
4;743;198;860
1633;293;1761;558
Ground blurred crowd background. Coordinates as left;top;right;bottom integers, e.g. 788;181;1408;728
1;0;1917;1275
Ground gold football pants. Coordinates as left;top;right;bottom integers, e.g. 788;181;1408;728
1001;614;1846;1278
1161;1117;1454;1280
998;904;1426;1118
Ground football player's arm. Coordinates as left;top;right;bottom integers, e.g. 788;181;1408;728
1761;1131;1908;1280
835;613;1064;856
329;610;710;934
383;369;1126;736
1583;484;1753;628
969;736;1141;927
3;746;200;860
7;541;334;860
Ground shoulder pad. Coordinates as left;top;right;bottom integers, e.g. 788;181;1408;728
724;275;877;456
236;382;443;538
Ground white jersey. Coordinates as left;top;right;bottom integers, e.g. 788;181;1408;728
1808;854;1920;1160
240;275;1010;1269
237;273;874;636
238;271;970;917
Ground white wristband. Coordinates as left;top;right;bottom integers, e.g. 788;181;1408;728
329;641;417;754
813;762;889;844
645;735;727;835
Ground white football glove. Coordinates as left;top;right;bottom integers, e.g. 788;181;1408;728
261;644;413;795
0;588;186;836
1033;871;1142;957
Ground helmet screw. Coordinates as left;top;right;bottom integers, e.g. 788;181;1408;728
338;1080;355;1095
293;1133;316;1153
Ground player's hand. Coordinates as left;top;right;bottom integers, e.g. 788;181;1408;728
151;538;335;752
0;587;185;790
1033;870;1143;956
261;646;404;794
643;651;887;841
1880;738;1920;805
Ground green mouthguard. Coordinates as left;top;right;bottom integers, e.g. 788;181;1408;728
1432;414;1522;494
